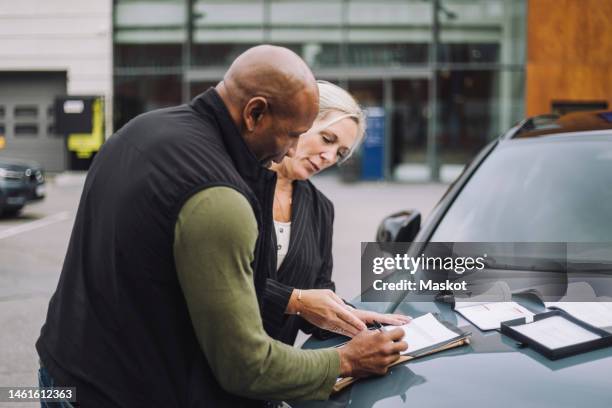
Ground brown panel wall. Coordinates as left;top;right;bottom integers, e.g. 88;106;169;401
526;0;612;116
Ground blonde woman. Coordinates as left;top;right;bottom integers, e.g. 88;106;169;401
261;81;410;345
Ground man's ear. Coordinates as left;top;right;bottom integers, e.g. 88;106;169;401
286;146;297;158
243;97;268;132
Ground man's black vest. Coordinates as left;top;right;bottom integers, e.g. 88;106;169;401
36;89;277;407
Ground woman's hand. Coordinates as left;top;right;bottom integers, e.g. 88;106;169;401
350;308;412;327
286;289;367;337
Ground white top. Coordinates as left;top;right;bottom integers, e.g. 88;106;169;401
274;220;292;270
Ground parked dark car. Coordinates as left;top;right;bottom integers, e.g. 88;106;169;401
0;158;45;216
296;110;612;408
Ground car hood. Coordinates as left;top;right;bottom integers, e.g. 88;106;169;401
294;298;612;408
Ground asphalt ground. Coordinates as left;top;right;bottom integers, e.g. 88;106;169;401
0;173;447;406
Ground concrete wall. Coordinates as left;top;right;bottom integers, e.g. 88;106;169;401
0;0;113;136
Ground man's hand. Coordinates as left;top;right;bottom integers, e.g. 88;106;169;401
286;289;367;337
336;328;408;377
350;308;412;326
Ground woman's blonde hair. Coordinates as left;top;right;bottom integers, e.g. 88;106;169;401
315;80;366;164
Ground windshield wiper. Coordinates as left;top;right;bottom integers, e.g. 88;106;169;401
566;261;612;273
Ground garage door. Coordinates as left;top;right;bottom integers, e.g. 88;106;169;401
0;72;67;172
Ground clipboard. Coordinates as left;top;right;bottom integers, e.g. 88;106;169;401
501;310;612;360
332;318;471;394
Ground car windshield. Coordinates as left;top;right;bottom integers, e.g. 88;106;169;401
431;134;612;243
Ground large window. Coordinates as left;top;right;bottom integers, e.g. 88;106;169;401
113;0;526;181
113;75;182;130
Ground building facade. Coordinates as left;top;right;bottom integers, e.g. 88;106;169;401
0;0;527;177
0;0;113;172
4;1;610;179
113;0;527;182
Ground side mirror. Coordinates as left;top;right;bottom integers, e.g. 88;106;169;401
376;210;421;243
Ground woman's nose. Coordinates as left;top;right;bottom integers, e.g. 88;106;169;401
321;149;335;163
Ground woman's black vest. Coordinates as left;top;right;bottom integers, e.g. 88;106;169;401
36;89;277;407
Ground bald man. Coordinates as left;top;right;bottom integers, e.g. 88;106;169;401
217;45;320;165
36;45;406;407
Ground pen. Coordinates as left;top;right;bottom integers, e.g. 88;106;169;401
335;321;384;349
372;320;384;333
